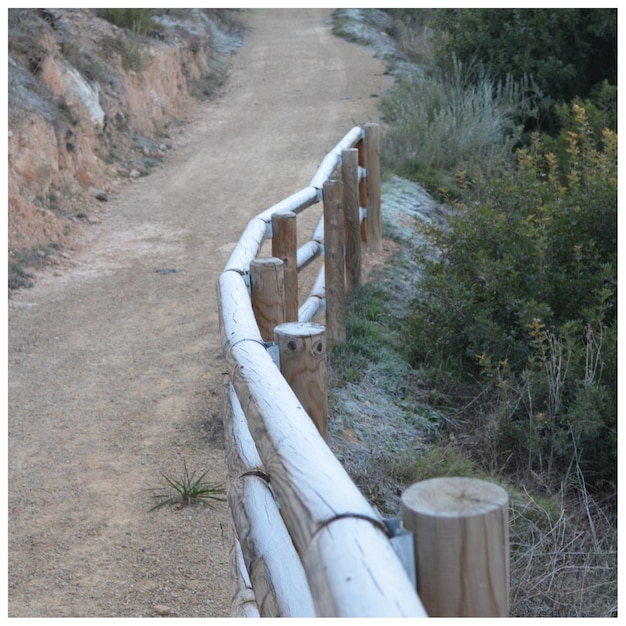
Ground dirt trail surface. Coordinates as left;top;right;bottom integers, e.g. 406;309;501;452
7;9;391;618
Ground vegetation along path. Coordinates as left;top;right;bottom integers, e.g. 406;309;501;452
7;9;391;617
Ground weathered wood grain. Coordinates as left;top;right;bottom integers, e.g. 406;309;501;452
230;536;261;618
229;474;316;617
364;123;382;251
224;382;315;617
323;179;346;345
224;217;268;274
303;517;428;617
271;211;298;322
226;340;380;547
217;270;263;355
250;257;285;342
274;322;327;439
402;477;509;617
342;147;361;292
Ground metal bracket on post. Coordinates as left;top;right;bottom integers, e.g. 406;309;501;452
383;518;416;589
264;341;280;369
242;270;251;291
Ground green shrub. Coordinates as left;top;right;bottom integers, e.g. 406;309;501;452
409;104;616;488
429;9;617;107
95;8;157;35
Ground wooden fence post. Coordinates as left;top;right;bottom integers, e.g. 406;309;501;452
271;211;298;322
274;322;328;440
250;257;285;342
363;123;382;252
342;148;361;293
401;476;509;617
323;179;346;345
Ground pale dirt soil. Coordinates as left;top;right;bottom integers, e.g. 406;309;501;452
7;9;392;617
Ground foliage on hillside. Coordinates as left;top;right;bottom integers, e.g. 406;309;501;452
429;8;617;111
409;104;617;490
7;8;243;289
330;8;617;616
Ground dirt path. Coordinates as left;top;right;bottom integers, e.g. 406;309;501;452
7;9;391;618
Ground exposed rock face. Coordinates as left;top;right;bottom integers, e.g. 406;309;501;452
7;8;242;254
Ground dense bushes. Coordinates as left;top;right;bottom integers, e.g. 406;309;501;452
409;105;616;488
429;9;617;112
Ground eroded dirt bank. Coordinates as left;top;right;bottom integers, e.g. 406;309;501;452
7;9;391;617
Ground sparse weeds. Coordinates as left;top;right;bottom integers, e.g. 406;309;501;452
150;459;226;511
8;243;61;290
95;8;157;36
379;58;538;192
509;487;617;617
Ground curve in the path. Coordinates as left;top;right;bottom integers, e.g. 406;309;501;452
7;8;391;617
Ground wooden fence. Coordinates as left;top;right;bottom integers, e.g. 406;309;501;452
217;125;509;617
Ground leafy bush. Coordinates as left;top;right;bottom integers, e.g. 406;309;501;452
409;104;616;488
429;9;617;107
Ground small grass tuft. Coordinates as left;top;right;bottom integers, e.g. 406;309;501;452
150;459;226;511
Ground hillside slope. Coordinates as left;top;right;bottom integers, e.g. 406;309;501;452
7;8;242;279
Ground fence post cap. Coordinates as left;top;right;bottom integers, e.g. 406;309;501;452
275;321;325;336
401;476;508;518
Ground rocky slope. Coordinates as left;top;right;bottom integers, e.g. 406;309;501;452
7;8;243;283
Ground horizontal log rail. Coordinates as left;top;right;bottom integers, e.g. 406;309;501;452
218;124;510;617
217;124;428;617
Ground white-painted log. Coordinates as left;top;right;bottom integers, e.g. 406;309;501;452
298;297;323;324
226;341;425;616
296;240;322;271
223;380;264;478
312;214;325;243
229;474;316;617
224;382;316;617
309;127;364;190
309;263;326;299
303;517;428;617
310;152;341;191
298;264;325;323
257;186;319;222
224;217;268;273
226;339;381;551
217;270;264;355
230;536;261;618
